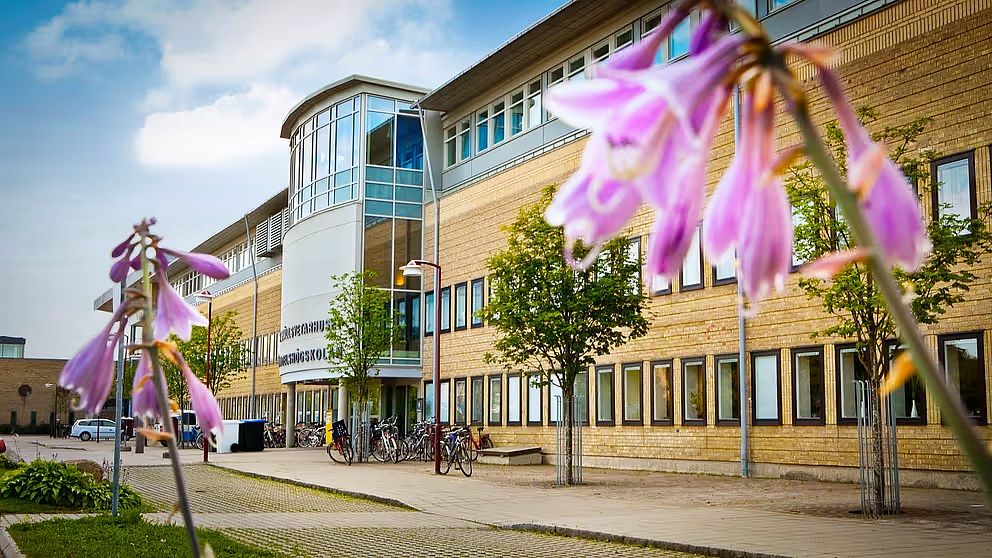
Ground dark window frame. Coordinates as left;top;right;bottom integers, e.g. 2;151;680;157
470;376;485;425
750;350;782;426
681;357;707;425
487;374;502;426
470;277;485;328
620;361;644;426
711;252;737;286
453;377;467;425
650;359;675;425
526;373;543;426
574;369;591;427
438;379;450;425
423;380;435;422
651;274;672;296
834;343;868;425
424;290;435;337
885;340;928;425
714;353;742;425
595;364;616;426
930;150;977;223
677;226;704;292
937;331;986;425
506;372;523;426
453;282;468;331
791;345;826;426
438;286;451;333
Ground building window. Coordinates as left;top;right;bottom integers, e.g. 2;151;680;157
509;90;525;136
454;282;467;331
792;205;807;269
682;358;706;424
526;79;542;128
651;274;671;295
596;365;615;425
424;291;434;336
592;39;610;62
458;118;471;162
932;152;976;229
939;333;986;424
454;378;466;424
836;345;869;423
549;379;563;423
651;360;674;424
626;237;642;294
444;127;456;166
622;362;643;424
793;347;825;424
507;374;522;424
752;351;781;425
476;110;489;152
424;381;434;421
769;0;797;11
527;375;542;425
439;380;450;424
488;375;502;425
567;54;586;81
713;252;736;285
669;16;692;59
887;342;926;423
470;278;485;328
614;26;633;51
548;65;565;88
492;101;506;145
439;287;451;333
716;355;740;423
575;370;589;425
366;110;394;167
471;377;484;425
680;225;703;290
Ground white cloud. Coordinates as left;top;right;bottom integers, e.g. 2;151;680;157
26;0;473;168
136;83;295;168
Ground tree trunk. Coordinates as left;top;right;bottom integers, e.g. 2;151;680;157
868;376;886;515
563;382;574;486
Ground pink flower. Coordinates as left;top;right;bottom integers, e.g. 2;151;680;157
737;177;794;302
131;351;165;419
159;248;230;280
154;267;207;341
820;68;929;271
173;351;223;443
60;307;127;415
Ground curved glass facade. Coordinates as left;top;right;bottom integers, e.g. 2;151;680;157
289;96;360;222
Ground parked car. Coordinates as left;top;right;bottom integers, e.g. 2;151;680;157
70;419;122;441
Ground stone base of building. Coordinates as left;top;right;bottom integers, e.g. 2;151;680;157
542;454;981;492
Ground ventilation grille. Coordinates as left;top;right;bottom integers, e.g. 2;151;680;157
255;219;269;258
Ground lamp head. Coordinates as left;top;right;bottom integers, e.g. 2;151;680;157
400;260;423;277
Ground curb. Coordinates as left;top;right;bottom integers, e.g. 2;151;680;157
508;523;791;558
0;528;24;558
206;464;416;511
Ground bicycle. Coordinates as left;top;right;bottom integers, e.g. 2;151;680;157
460;425;493;462
370;416;402;463
326;420;353;465
440;426;472;477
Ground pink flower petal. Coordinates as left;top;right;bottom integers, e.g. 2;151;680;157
801;249;869;280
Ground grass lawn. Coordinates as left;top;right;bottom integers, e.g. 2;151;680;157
9;513;283;558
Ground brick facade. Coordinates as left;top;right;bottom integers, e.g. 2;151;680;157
419;0;992;488
0;358;67;431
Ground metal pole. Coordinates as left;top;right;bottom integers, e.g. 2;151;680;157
112;282;126;516
244;214;259;417
203;297;213;463
733;85;749;479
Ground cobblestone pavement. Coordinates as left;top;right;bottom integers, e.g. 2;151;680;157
127;465;704;558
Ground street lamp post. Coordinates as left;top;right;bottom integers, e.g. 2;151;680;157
400;259;441;474
195;290;215;463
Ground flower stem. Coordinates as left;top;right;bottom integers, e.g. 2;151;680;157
140;246;202;557
791;106;992;500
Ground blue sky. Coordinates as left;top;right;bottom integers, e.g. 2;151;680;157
0;0;565;358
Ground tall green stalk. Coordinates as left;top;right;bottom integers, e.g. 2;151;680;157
791;105;992;499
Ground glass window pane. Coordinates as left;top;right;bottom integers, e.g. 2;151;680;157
366;112;394;166
943;337;985;420
489;376;501;424
753;355;779;421
396;169;422;186
623;364;642;422
527;79;542;128
714;252;736;281
393;219;422;290
363;216;392;288
670;17;691;58
681;226;702;288
302;133;313;186
838;348;867;420
794;351;824;420
652;362;672;422
528;376;542;423
717;357;740;421
316;109;330;127
333;186;353;204
471;279;484;326
458;120;471;160
476;111;489;151
508;376;521;423
492;105;505;144
575;371;588;423
936;158;972;222
394;203;422;219
392;292;419;360
366;166;393;182
471;377;484;423
440;288;450;331
510;92;524;135
651;274;670;294
438;380;450;423
454;283;467;328
395;186;422;203
396;116;423;169
683;361;704;421
425;382;434;421
424;291;434;335
454;380;466;424
335;114;355;170
596;366;613;423
315;125;330;178
368;95;395;112
365;182;392;200
365;200;392;216
549;380;562;422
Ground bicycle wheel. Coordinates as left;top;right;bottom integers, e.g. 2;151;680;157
480;436;493;450
194;433;204;450
459;446;473;477
390;439;401;463
371;437;387;462
463;438;478;462
439;443;452;475
327;441;346;464
343;441;354;465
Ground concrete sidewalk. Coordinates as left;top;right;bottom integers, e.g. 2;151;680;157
210;449;992;558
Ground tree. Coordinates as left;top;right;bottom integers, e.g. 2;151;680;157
480;185;649;485
325;271;398;416
162;311;249;411
786;107;992;513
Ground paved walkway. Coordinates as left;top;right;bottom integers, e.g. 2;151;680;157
210;449;992;558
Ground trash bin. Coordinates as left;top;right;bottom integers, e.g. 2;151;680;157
218;420;241;453
238;419;266;452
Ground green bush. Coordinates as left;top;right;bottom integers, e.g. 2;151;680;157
0;460;143;511
0;455;20;470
